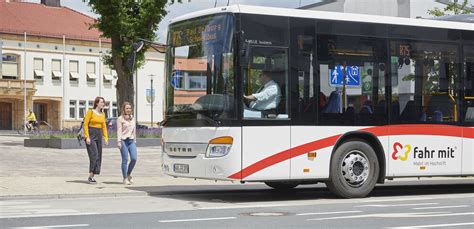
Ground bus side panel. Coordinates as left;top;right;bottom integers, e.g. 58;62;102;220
289;126;335;180
462;127;474;175
242;126;290;181
388;126;462;176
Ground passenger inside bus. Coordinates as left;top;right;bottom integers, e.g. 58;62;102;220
243;70;281;117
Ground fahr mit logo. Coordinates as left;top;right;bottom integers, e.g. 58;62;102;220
392;142;456;161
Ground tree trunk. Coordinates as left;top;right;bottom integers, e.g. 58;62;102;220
112;37;135;115
115;68;135;116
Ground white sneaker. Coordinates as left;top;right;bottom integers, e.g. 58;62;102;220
128;176;134;184
123;178;131;185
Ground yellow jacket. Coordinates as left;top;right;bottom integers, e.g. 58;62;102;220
83;109;108;141
27;112;36;122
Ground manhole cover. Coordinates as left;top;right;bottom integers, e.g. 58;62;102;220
241;212;288;217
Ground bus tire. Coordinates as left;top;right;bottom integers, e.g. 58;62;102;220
265;182;299;190
325;140;379;198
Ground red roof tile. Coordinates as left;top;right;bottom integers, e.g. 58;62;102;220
0;1;107;42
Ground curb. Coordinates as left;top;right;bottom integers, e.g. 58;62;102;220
0;191;151;200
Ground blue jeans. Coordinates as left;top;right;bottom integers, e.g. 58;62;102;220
120;139;137;179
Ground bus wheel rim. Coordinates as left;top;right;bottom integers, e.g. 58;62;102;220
341;150;370;187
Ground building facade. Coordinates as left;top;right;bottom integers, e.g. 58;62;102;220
0;0;165;130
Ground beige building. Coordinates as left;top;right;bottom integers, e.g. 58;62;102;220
0;0;165;130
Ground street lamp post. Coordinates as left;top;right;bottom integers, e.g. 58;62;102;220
149;74;155;127
130;41;144;129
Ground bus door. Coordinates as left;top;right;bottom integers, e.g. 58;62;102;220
463;46;474;175
241;46;291;181
389;41;462;176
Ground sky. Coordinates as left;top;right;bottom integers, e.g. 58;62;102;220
24;0;320;43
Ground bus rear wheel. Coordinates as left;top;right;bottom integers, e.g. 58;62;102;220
265;181;299;190
325;140;379;198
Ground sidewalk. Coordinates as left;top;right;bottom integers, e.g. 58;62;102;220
0;135;233;200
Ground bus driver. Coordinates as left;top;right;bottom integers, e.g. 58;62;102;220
243;71;281;115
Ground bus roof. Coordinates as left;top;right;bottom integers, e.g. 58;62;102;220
170;4;474;31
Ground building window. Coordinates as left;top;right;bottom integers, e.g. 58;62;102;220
86;61;97;82
112;102;118;117
69;100;77;119
78;100;86;119
103;64;113;83
33;58;45;80
69;60;79;82
88;100;94;110
103;101;110;119
1;54;19;79
51;59;62;80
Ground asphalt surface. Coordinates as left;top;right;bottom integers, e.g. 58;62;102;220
1;182;473;228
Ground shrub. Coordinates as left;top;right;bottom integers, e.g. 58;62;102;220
30;127;162;139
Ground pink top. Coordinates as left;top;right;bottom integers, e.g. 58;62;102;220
117;115;136;142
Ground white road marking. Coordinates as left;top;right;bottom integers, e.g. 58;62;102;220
0;201;32;206
199;204;287;210
159;216;237;223
2;205;51;209
307;212;474;221
0;212;98;219
12;224;89;228
297;211;362;216
359;197;437;203
412;205;470;210
388;222;474;228
357;203;439;208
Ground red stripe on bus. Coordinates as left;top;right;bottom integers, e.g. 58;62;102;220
228;135;341;179
228;125;472;180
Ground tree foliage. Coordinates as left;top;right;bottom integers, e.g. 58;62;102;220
428;0;473;16
85;0;183;113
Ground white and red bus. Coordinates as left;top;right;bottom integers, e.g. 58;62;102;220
161;5;474;198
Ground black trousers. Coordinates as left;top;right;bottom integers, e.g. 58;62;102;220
86;127;103;175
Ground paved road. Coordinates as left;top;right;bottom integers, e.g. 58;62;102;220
1;181;473;228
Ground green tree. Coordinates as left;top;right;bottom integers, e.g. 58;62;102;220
85;0;183;112
428;0;473;16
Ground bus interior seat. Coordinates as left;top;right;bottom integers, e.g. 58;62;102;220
432;110;443;122
323;91;341;113
360;100;373;114
426;93;453;119
400;100;422;123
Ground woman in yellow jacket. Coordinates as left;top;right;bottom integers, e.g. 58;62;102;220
83;97;109;184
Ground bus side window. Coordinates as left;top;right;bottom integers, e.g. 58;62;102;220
465;46;474;126
317;35;387;126
391;41;460;124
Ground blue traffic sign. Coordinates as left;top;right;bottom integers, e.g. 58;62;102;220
171;70;182;89
329;65;361;87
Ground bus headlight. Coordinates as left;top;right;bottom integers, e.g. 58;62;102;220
206;136;233;158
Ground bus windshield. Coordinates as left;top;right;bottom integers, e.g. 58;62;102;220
165;14;236;126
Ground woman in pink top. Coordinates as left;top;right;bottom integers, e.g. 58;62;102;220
117;102;137;185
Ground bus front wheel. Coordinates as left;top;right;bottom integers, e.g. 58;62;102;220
325;140;379;198
265;182;299;190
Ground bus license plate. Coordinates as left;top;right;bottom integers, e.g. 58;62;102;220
173;164;189;174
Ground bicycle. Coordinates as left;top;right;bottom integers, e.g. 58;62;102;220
18;121;40;135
